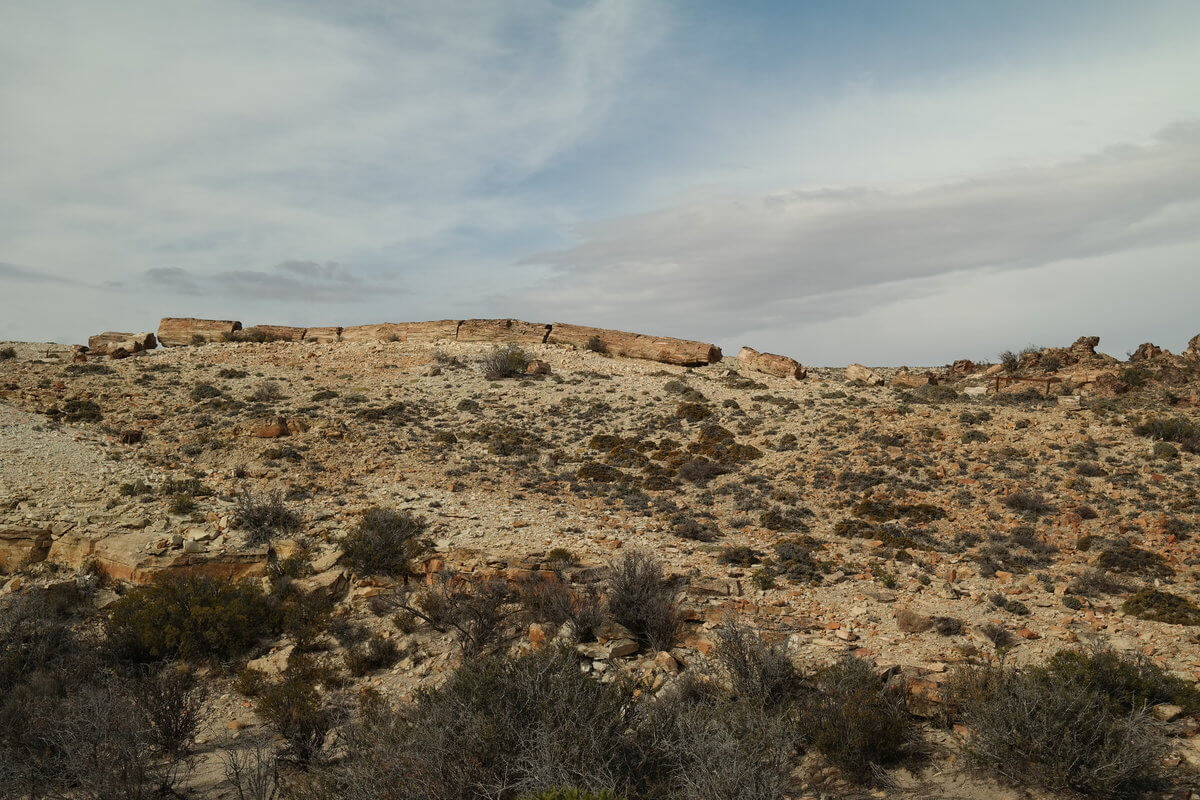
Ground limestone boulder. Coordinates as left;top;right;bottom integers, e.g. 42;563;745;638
1130;342;1168;361
548;323;721;366
738;346;805;380
157;318;242;347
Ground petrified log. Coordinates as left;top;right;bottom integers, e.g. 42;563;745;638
239;325;307;342
737;346;805;380
302;326;343;343
457;318;551;344
548;323;721;366
87;331;157;355
157;318;241;347
845;364;884;385
340;323;407;342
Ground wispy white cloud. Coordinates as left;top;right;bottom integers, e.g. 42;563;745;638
512;124;1200;343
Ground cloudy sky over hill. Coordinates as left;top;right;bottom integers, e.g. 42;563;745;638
2;0;1198;363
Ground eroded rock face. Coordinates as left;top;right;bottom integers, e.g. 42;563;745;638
46;530;267;583
1070;336;1100;355
1185;334;1200;360
1131;342;1168;361
157;318;242;347
0;526;51;573
737;347;805;380
548;323;721;366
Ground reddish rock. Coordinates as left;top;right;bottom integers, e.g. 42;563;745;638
738;346;805;380
891;370;938;388
252;417;290;437
525;359;551;375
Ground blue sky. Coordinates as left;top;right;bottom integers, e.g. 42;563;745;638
2;0;1198;364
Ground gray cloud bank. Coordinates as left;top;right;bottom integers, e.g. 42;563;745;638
518;124;1200;337
137;261;402;303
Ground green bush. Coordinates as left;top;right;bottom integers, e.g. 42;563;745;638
1041;648;1200;714
1122;587;1200;626
342;507;427;576
0;347;15;361
1134;416;1200;443
108;575;278;662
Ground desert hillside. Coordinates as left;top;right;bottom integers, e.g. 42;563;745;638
3;320;1200;800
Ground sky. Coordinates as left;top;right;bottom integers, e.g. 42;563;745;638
1;0;1198;365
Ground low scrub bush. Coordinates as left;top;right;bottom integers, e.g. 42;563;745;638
711;620;799;707
342;508;427;576
948;657;1168;797
480;344;530;380
804;657;919;783
233;490;302;545
606;552;680;651
1122;587;1200;626
108;575;278;662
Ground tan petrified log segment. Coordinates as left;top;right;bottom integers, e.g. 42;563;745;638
242;325;307;341
457;318;551;344
157;317;242;347
738;346;805;380
303;326;343;343
87;332;157;355
340;323;407;342
340;321;461;343
549;323;722;366
0;526;52;573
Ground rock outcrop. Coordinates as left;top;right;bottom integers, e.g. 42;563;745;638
1185;334;1200;360
0;526;52;573
548;323;721;366
737;347;804;380
1131;342;1168;361
157;317;242;346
